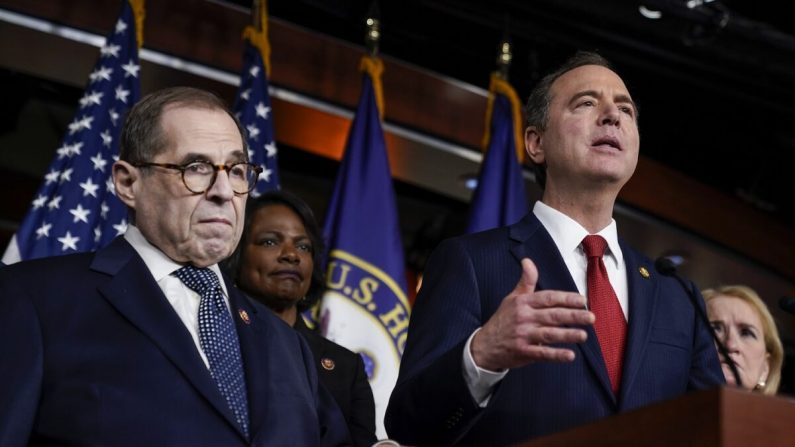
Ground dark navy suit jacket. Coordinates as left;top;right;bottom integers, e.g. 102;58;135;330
0;237;350;446
385;213;724;446
295;318;377;447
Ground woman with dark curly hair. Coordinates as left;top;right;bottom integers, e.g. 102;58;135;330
225;190;376;446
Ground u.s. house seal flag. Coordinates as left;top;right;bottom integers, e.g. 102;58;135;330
319;55;409;438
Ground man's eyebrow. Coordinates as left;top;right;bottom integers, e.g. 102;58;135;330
568;90;637;113
614;94;638;113
568;90;599;105
228;149;247;159
175;150;248;164
228;149;249;163
175;152;211;164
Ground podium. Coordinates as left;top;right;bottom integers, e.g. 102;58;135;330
519;387;795;447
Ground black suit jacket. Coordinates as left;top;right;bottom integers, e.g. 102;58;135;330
0;237;350;446
295;318;377;447
385;212;724;446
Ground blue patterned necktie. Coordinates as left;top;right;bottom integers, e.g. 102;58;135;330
174;265;250;438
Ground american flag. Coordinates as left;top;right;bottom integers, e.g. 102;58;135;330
2;1;141;263
233;39;279;194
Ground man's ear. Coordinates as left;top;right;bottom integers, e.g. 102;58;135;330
524;126;544;165
112;160;138;208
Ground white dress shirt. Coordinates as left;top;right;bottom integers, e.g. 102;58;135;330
124;225;232;369
463;201;629;406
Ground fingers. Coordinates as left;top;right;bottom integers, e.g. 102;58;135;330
529;290;588;310
532;307;595;327
512;258;538;295
530;326;589;345
514;258;587;310
471;326;582;370
523;345;578;363
516;328;589;364
472;258;596;370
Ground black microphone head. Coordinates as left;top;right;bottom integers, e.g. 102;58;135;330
779;296;795;314
654;256;677;276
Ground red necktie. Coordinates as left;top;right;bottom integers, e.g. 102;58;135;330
582;235;626;394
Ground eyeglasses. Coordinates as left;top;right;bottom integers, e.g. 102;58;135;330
134;160;263;195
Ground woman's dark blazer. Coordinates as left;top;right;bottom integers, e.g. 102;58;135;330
295;317;377;447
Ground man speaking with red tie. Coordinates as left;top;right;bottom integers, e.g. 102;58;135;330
386;51;724;446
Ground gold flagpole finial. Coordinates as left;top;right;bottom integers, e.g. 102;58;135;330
360;1;384;119
496;38;512;80
365;1;381;57
482;32;524;161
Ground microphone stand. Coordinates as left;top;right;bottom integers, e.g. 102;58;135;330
655;257;743;389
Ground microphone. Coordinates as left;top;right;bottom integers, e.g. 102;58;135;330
779;296;795;314
654;257;743;388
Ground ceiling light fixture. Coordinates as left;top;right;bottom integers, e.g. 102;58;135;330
685;0;716;9
638;5;662;20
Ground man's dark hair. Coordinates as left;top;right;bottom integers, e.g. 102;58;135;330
524;51;618;189
223;190;326;311
119;86;247;164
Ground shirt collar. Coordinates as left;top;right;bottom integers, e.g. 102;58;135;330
123;225;227;292
532;201;623;269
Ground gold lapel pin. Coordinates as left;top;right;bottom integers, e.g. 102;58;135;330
639;266;650;279
321;358;336;371
238;309;251;324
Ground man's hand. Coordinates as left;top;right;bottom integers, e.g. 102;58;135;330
471;258;595;371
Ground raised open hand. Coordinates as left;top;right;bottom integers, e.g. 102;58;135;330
471;258;595;371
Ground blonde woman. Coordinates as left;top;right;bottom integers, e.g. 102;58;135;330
703;285;784;395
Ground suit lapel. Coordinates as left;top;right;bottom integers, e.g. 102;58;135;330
617;241;657;404
294;317;325;360
91;238;247;440
228;286;270;443
508;213;615;402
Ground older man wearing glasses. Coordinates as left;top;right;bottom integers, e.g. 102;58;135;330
0;87;350;447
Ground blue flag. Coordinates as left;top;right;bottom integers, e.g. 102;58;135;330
319;57;409;438
2;0;142;263
233;39;279;194
465;76;528;233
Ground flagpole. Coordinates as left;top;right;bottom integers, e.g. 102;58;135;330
365;1;380;58
253;0;261;30
481;36;523;162
464;33;528;234
234;0;279;193
495;36;511;80
318;2;409;437
362;2;384;120
130;0;145;49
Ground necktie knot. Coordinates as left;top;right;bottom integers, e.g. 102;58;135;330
174;265;221;295
582;234;608;259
